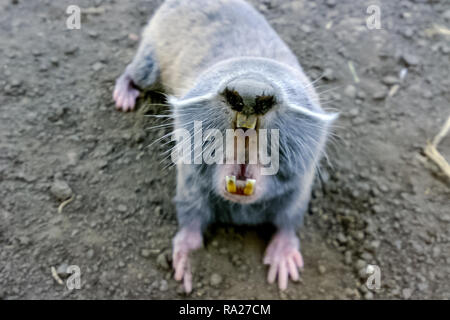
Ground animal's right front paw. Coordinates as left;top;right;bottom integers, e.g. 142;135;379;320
172;228;203;293
264;230;304;290
173;250;194;293
113;73;140;112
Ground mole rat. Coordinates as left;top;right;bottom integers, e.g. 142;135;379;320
113;0;337;292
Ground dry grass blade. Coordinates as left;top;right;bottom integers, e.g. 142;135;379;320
423;116;450;179
51;266;64;285
58;196;74;214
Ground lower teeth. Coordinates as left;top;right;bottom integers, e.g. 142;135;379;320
225;176;256;196
243;179;256;195
225;175;237;193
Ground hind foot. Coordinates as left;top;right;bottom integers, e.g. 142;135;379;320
264;230;304;290
113;72;140;111
172;227;203;293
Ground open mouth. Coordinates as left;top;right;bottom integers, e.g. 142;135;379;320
223;112;259;197
225;164;256;196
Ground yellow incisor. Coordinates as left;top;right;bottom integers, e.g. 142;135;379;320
236;113;257;129
226;175;237;193
243;179;256;196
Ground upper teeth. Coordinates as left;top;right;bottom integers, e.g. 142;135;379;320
225;175;256;196
236;113;257;129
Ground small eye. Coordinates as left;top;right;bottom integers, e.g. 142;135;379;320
223;88;244;112
254;95;275;114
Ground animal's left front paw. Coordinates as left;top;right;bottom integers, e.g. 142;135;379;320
172;228;203;293
263;230;304;290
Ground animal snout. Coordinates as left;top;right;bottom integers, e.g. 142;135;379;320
222;78;276;118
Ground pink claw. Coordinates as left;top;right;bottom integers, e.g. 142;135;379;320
264;230;304;290
113;73;140;111
172;227;203;293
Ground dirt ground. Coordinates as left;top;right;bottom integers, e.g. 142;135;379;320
0;0;449;300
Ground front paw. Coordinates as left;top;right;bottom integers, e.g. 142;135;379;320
172;228;203;293
173;250;194;293
263;231;304;290
113;74;140;112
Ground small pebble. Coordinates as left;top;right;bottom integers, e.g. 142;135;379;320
417;282;428;292
87;249;95;259
154;206;162;216
344;85;357;98
92;62;104;71
159;280;168;292
88;31;99;38
50;180;72;200
50;57;59;66
372;89;387;100
11;79;22;87
401;53;419;66
140;249;151;258
18;236;31;246
156;252;170;270
443;9;450;20
382;76;398;85
326;0;336;7
344;251;352;265
355;259;366;271
64;45;78;55
364;291;374;300
337;233;347;243
318;265;327;274
402;288;413;299
323;68;335;81
210;273;223;287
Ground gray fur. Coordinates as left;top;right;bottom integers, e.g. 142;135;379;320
124;0;337;232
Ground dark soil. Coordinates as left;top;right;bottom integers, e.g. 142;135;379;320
0;0;449;299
